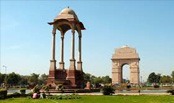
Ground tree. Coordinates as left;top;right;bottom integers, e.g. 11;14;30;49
102;76;112;84
83;73;92;83
0;73;5;85
19;75;29;86
155;74;161;83
147;72;156;83
6;72;21;86
147;72;161;84
28;73;39;86
160;75;172;84
171;71;174;82
93;77;103;85
38;74;48;85
83;73;112;88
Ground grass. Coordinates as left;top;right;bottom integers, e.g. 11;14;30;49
0;95;174;103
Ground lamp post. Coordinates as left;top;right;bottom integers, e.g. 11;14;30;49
3;65;7;74
141;76;142;85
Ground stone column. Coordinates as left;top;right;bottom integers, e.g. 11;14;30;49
59;32;64;69
52;30;56;60
77;33;82;71
48;28;56;83
130;66;139;84
112;61;122;84
67;29;76;87
118;67;122;83
69;30;76;70
50;28;56;71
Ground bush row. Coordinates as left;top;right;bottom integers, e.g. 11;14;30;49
47;94;81;100
0;88;28;99
7;92;21;98
167;90;174;95
0;89;7;99
102;86;115;95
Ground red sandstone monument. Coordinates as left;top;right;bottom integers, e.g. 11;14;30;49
47;7;85;88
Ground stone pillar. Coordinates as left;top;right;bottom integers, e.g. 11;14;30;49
112;67;122;84
130;66;140;84
112;61;122;84
69;30;76;70
118;67;122;83
59;32;64;69
51;29;56;61
77;33;82;71
67;29;76;87
48;28;56;83
50;28;56;71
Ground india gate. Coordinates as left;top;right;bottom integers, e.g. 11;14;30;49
47;7;85;88
112;46;140;85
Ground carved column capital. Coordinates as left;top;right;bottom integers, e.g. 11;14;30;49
71;28;75;33
78;31;82;38
60;31;64;38
52;28;56;35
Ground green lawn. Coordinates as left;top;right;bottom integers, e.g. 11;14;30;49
1;95;174;103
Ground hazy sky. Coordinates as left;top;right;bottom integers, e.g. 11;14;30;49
1;0;174;81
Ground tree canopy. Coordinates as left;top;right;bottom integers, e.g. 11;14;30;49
6;72;21;86
147;72;161;83
171;71;174;82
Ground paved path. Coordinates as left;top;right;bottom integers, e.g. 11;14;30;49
50;92;170;96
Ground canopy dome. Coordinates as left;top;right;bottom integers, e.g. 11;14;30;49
48;7;85;32
54;7;79;21
59;8;76;15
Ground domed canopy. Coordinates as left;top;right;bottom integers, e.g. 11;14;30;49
112;46;140;59
54;7;79;21
48;7;85;33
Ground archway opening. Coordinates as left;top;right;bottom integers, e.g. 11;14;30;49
122;64;130;83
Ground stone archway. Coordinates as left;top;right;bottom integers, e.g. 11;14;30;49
112;46;140;85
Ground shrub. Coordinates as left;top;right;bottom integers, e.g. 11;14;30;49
40;92;46;99
47;94;81;100
0;89;7;99
153;85;160;88
102;86;115;95
126;85;131;89
33;85;41;93
42;85;49;92
8;92;21;98
27;92;33;97
20;88;26;95
167;90;174;95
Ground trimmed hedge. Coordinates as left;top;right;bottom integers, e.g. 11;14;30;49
7;92;21;98
167;90;174;95
0;89;7;99
102;86;115;95
20;88;26;95
154;85;160;88
47;94;80;100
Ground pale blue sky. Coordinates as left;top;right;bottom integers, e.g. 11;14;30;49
1;0;174;81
